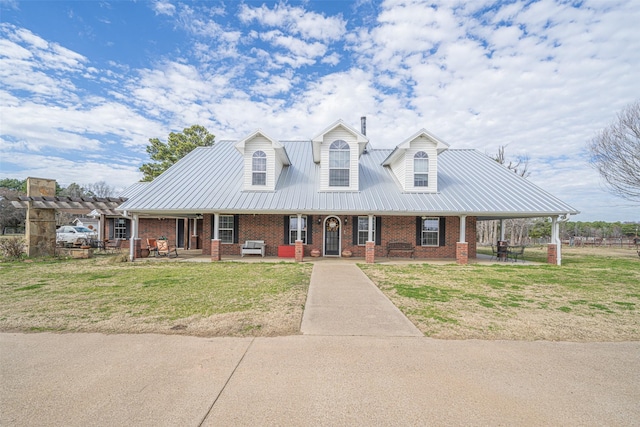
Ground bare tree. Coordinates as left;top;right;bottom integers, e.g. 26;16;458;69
589;100;640;201
85;181;115;198
476;146;533;246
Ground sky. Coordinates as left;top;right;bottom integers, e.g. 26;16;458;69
0;0;638;222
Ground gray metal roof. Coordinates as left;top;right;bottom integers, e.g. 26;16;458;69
117;140;578;218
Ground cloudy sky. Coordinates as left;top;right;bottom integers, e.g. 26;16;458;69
1;0;638;221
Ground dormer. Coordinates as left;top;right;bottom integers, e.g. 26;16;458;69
235;130;290;191
382;129;449;193
311;119;369;192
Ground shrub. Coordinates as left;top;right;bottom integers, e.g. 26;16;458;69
0;237;25;260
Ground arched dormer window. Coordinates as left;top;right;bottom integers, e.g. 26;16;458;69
252;150;267;186
414;151;429;187
329;140;350;187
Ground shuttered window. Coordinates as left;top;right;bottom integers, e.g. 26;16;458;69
219;215;234;244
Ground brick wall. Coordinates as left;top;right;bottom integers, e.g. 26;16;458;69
132;218;203;249
200;214;477;259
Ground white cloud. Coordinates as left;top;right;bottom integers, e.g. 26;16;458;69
238;3;346;42
152;0;175;16
2;1;638;221
0;152;142;189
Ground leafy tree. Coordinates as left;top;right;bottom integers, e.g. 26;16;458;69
0;178;26;192
589;100;640;202
140;125;215;182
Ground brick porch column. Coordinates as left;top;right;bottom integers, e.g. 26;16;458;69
295;240;304;262
133;238;142;260
547;243;557;265
365;241;375;264
456;242;468;265
211;239;221;261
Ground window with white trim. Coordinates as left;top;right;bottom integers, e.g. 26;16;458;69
414;151;429;187
252;150;267;186
219;215;234;244
421;217;439;246
114;218;128;239
357;216;375;245
289;215;307;244
329;140;350;187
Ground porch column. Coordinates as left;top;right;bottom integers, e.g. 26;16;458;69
499;218;505;242
190;217;198;250
457;215;468;265
25;177;56;257
459;215;467;243
129;213;139;262
295;213;303;262
211;213;221;261
548;216;560;265
366;214;375;264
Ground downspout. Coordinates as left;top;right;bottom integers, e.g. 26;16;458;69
129;213;138;262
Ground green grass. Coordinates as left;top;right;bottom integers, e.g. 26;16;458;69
360;248;640;341
0;257;312;336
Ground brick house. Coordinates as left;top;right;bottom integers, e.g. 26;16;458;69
115;119;578;264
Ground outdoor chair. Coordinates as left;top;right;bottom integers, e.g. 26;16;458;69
105;239;123;254
507;245;525;263
490;245;498;261
157;239;178;258
146;238;158;257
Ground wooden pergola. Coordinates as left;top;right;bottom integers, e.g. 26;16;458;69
3;178;128;257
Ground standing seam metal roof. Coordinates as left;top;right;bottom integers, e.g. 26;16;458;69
118;140;578;217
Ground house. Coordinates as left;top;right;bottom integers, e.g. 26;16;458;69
116;119;578;264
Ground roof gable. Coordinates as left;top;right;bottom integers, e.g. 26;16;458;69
311;119;368;163
382;128;449;166
234;129;291;165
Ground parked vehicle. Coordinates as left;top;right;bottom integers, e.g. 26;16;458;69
56;226;98;246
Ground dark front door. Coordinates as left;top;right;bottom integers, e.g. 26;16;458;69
324;216;340;256
177;219;185;248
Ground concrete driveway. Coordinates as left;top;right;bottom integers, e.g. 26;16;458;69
1;333;639;426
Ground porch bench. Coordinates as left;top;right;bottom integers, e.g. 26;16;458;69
386;241;415;258
241;240;266;257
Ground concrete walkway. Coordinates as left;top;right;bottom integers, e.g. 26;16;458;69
1;262;639;425
301;262;422;336
1;333;638;426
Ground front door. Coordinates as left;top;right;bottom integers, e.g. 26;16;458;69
324;216;341;256
177;219;185;248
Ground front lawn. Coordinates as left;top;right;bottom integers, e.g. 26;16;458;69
0;258;312;336
360;247;640;341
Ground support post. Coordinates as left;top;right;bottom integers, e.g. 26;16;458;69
211;213;221;261
366;241;375;264
295;240;304;262
548;216;561;265
457;215;468;264
25;177;57;257
211;239;221;261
